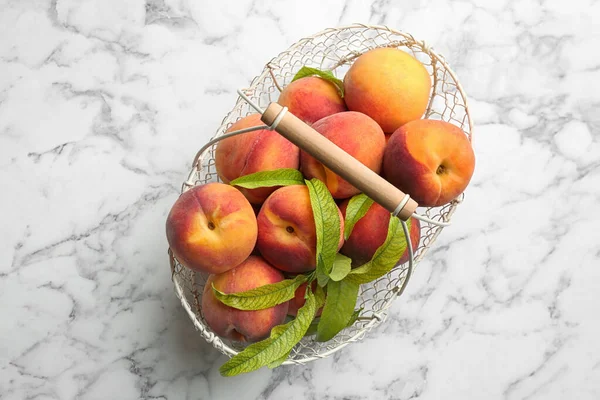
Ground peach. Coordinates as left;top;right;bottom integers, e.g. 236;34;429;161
301;112;386;199
278;76;347;124
340;200;420;266
287;281;323;317
344;48;432;133
383;119;475;207
202;256;288;343
166;183;257;274
215;114;300;204
257;185;344;273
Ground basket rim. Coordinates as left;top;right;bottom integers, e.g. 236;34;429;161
170;23;474;365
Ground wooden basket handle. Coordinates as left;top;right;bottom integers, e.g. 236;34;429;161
261;103;418;220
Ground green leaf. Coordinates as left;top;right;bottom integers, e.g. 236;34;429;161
314;284;327;309
212;274;308;311
230;168;304;189
316;255;329;287
304;318;320;336
346;217;411;285
306;307;361;337
303;285;327;337
316;279;360;342
346;307;363;327
329;253;352;281
343;194;374;240
267;352;290;369
291;66;344;97
305;178;340;287
219;290;317;377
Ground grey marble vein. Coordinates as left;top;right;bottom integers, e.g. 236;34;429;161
1;0;600;399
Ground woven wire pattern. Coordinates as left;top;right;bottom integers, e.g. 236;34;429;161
170;24;472;364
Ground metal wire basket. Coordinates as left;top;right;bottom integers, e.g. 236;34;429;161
169;23;473;365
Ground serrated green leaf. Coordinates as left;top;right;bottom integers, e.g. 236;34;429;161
316;254;330;287
344;194;374;240
329;253;352;281
304;318;320;336
212;274;308;311
267;352;290;369
314;284;327;309
303;285;326;337
316;279;359;342
230;168;304;189
219;290;317;377
305;323;319;337
306;307;361;337
346;217;411;285
305;178;340;287
291;66;344;97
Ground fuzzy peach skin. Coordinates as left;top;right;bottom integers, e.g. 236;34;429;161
278;76;347;124
301;111;386;199
287;281;324;317
257;185;344;273
166;183;257;274
344;47;432;133
383;119;475;207
215;114;300;205
202;256;288;343
339;200;420;266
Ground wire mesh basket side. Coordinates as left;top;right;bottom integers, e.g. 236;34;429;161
170;24;472;364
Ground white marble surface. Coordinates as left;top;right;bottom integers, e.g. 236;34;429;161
1;0;600;399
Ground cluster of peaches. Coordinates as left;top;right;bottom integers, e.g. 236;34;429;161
166;48;475;345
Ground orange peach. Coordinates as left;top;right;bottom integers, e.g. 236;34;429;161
344;48;432;133
383;119;475;207
385;133;393;145
339;200;420;266
166;183;257;274
278;76;347;124
257;185;344;273
301;111;386;199
215;114;300;204
202;256;288;343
